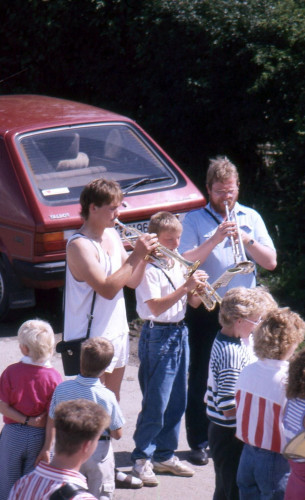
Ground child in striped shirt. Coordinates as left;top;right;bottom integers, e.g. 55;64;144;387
235;307;305;500
283;347;305;500
206;286;263;500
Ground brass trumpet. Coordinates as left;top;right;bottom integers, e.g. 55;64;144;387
115;218;200;277
115;218;222;311
224;201;255;274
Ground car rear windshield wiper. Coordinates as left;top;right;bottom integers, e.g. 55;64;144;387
122;176;171;196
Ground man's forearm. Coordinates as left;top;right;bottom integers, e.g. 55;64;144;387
245;241;277;270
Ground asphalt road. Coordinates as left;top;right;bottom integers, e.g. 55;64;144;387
0;289;215;500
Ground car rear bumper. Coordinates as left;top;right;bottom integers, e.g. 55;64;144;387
13;259;66;288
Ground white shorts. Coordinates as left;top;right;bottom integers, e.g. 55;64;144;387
104;333;129;373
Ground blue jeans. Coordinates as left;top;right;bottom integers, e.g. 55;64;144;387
131;321;189;463
237;443;290;500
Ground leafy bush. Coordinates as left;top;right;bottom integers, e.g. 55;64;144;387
1;0;305;315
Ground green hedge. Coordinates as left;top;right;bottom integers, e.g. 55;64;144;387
1;0;304;315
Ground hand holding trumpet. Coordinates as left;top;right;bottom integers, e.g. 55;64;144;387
214;219;238;245
133;231;159;260
188;270;222;311
185;270;210;294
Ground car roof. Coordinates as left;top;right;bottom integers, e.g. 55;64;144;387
0;94;131;135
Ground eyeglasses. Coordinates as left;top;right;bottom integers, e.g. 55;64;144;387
244;317;262;327
211;188;239;196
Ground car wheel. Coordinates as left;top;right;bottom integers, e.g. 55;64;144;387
0;264;10;321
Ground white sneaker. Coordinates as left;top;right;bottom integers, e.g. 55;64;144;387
153;455;195;477
132;458;159;487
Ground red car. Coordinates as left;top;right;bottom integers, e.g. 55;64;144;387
0;95;205;320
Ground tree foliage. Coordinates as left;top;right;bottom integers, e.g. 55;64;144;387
1;0;305;313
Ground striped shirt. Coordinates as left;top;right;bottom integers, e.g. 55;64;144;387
235;358;289;453
283;398;305;463
7;461;95;499
206;331;251;427
49;375;125;432
283;398;305;443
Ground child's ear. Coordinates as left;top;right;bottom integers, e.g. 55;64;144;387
19;344;29;356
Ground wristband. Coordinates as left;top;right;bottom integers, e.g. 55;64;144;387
24;416;30;425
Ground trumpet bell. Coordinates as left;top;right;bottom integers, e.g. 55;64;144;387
236;260;255;274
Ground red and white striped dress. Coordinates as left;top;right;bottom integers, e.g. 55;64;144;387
235;358;289;453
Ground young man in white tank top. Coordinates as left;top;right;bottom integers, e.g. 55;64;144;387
64;178;158;401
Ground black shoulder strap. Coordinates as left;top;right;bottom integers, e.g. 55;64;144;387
62;261;68;342
151;264;176;290
86;290;96;339
204;207;221;226
49;482;87;500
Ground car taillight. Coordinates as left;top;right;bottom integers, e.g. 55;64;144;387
34;232;67;255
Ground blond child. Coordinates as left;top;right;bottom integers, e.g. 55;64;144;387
235;307;305;499
206;286;263;500
0;319;62;500
241;286;278;361
131;211;208;486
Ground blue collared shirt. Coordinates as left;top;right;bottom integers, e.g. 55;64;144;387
179;202;275;297
49;375;125;433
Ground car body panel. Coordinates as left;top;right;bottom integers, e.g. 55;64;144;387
0;95;205;315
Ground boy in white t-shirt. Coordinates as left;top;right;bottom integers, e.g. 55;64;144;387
131;211;208;486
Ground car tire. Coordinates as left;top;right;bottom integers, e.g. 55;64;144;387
0;264;10;321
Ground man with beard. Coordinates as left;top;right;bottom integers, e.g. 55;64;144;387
179;156;277;466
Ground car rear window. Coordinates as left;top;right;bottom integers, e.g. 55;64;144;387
17;123;181;206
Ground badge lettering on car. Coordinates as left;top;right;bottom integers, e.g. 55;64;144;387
49;213;70;219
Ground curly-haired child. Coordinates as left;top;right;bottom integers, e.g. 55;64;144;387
206;286;263;500
241;286;278;362
0;319;62;500
283;347;305;499
235;307;305;500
